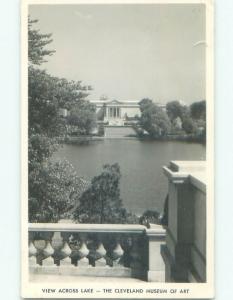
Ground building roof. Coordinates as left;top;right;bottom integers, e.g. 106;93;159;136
90;99;139;104
90;99;165;108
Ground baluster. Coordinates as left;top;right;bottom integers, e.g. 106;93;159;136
51;232;63;251
28;232;37;266
112;237;124;267
77;234;89;267
42;232;55;266
95;235;107;267
51;232;63;265
33;233;46;265
60;232;72;266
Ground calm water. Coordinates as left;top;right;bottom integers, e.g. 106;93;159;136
54;138;205;215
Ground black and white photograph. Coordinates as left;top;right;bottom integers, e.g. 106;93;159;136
21;0;214;298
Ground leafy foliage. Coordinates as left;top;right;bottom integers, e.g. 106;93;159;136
139;98;153;112
166;101;186;122
29;160;89;222
28;134;59;170
67;101;97;135
28;67;92;134
73;164;136;224
28;18;55;65
28;17;93;222
190;100;206;120
29;67;65;137
139;99;171;137
137;98;206;141
96;105;105;121
182;116;198;134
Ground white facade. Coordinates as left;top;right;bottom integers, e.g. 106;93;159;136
91;99;165;126
90;99;140;125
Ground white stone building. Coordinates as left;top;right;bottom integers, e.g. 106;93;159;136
90;99;165;126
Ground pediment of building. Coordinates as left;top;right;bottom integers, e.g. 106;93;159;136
108;99;122;104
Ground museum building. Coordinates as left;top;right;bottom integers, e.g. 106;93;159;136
90;99;165;126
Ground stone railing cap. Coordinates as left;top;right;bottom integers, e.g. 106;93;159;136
29;223;146;234
163;161;206;192
145;224;166;236
170;161;206;173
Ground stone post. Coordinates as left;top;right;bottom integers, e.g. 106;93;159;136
162;161;206;282
145;225;166;282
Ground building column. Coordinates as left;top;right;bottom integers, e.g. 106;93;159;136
117;107;120;118
106;107;109;119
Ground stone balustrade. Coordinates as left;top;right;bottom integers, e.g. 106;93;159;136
28;223;165;282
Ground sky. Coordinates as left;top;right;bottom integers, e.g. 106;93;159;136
29;4;206;104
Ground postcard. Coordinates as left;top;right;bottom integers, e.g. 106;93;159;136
21;0;214;298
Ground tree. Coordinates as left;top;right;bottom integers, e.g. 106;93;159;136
182;116;198;134
29;67;66;138
28;133;59;170
96;105;105;121
28;18;92;138
166;101;185;122
48;77;91;111
28;68;93;173
139;98;153;113
28;18;92;222
29;160;90;222
67;100;97;135
28;17;55;65
139;101;171;137
73;164;131;224
190;100;206;120
28;18;64;168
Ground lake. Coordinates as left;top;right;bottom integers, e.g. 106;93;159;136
53;136;206;216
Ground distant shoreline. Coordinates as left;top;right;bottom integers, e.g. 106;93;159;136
61;134;206;144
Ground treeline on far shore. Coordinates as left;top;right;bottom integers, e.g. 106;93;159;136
130;99;206;144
